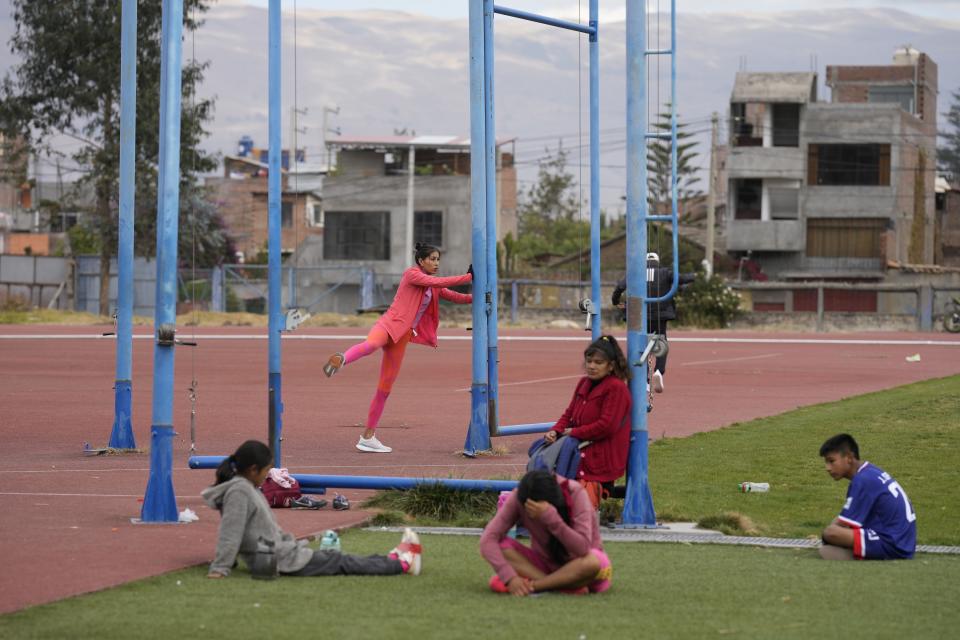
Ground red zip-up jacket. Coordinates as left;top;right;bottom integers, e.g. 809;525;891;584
377;266;472;347
549;375;631;483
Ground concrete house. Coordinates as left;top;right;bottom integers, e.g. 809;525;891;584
207;148;324;261
724;48;939;313
291;135;518;313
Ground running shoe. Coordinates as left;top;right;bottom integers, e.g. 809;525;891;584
388;528;422;576
356;435;392;453
322;353;344;378
332;493;350;511
652;369;664;393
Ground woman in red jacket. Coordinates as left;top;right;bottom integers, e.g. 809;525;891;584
323;243;472;453
543;335;631;507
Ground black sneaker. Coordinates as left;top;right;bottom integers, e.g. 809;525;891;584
332;493;350;510
291;496;327;510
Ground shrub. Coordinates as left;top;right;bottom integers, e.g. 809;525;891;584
675;273;742;328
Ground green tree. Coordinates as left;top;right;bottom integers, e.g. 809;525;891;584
647;107;701;217
939;88;960;183
512;148;591;267
0;1;225;315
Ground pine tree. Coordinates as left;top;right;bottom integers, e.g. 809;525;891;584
939;89;960;183
647;107;701;216
0;1;226;314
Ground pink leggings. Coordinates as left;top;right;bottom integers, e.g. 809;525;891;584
342;325;411;430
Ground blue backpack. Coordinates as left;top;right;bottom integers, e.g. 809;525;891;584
527;435;582;480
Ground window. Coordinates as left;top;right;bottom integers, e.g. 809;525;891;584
806;218;886;258
324;211;391;260
308;204;324;228
414;211;443;247
868;86;915;114
281;202;293;229
808;144;890;186
734;179;762;220
771;103;800;147
769;182;800;219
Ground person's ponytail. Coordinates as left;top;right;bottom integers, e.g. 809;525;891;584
213;441;272;486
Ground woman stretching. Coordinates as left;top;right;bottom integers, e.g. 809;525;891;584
323;243;472;453
480;470;613;596
544;335;631;508
203;440;422;578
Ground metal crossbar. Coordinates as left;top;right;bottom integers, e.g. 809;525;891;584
493;5;596;35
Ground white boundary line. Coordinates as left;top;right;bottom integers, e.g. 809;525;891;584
2;333;958;346
0;491;202;499
455;374;581;393
681;353;782;367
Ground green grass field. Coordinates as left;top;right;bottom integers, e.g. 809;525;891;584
2;376;958;638
2;531;958;640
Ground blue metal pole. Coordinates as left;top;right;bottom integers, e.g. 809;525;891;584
620;0;656;527
588;0;601;341
464;0;492;454
483;0;500;436
110;0;138;450
267;0;284;465
495;422;554;437
493;5;596;35
294;474;517;493
141;0;183;523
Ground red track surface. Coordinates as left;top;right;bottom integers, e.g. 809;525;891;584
1;325;958;613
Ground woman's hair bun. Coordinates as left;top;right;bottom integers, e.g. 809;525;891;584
414;242;424;250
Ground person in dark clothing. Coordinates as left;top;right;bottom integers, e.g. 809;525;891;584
610;252;695;393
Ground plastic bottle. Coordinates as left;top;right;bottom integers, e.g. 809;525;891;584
739;482;770;493
319;529;341;552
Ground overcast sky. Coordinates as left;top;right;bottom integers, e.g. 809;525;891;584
242;0;960;21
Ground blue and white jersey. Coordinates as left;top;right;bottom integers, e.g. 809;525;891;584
838;462;917;558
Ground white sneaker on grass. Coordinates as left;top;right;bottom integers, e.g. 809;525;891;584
389;527;422;576
356;435;392;453
652;369;664;393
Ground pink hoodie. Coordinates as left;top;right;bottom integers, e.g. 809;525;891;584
479;477;603;585
377;266;472;347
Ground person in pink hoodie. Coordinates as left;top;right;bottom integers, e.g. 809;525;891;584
323;243;472;453
480;470;613;596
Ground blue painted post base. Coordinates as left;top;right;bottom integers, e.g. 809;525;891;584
141;425;178;522
109;380;137;449
463;383;492;455
619;462;657;526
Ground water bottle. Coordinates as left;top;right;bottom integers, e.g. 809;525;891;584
739;482;770;493
319;529;341;552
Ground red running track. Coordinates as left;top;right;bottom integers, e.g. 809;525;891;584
0;325;957;612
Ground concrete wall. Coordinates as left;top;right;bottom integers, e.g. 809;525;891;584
305;174;474;275
726;147;804;181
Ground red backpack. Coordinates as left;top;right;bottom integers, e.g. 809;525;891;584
260;476;302;508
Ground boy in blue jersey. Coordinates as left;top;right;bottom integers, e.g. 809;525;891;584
818;434;917;561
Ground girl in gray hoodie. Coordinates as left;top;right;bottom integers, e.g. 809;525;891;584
202;440;421;578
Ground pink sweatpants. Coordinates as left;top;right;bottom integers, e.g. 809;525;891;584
342;325;411;430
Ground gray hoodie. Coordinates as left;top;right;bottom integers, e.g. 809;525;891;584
201;476;313;576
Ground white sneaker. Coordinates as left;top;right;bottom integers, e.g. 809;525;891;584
389;527;422;575
356;435;392;453
652;369;664;393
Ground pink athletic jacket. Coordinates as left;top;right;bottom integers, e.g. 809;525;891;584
479;477;603;585
377;267;472;347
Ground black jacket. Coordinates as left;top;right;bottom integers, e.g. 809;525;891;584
611;263;695;322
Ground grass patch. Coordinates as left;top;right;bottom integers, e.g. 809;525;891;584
365;484;499;528
648;375;960;545
2;530;958;639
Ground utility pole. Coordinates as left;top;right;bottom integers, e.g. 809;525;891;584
289;106;307;168
705;112;719;277
321;105;340;171
405;143;416;262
